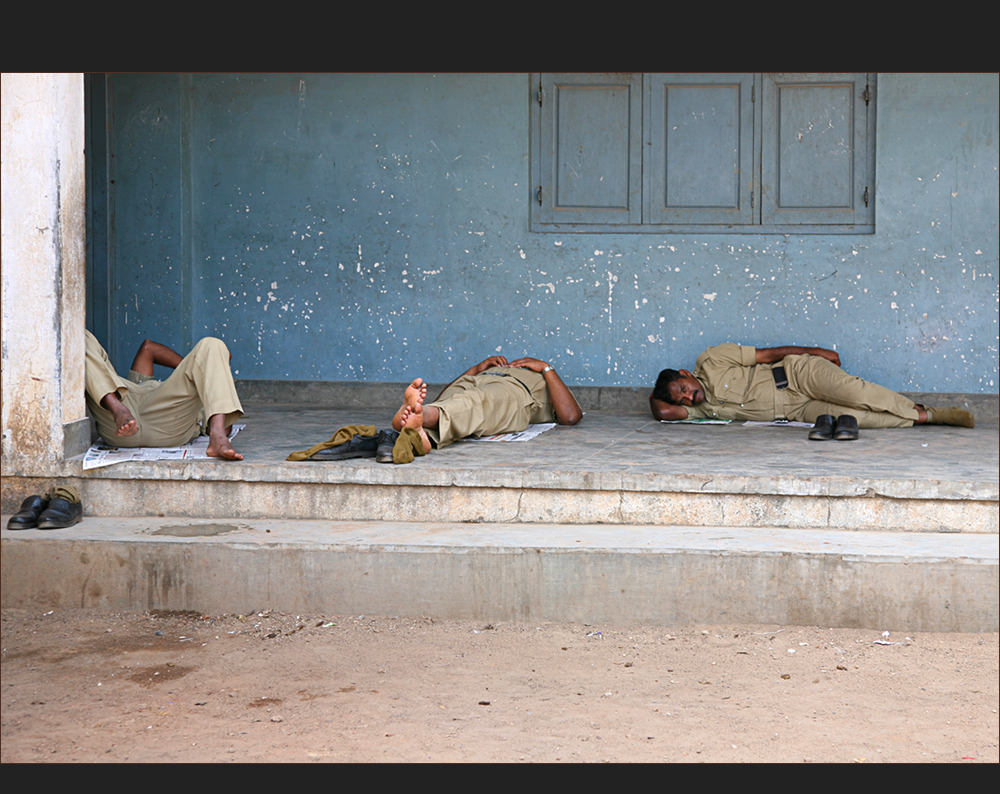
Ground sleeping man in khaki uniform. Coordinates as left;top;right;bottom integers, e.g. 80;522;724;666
389;354;583;454
85;330;244;460
649;343;974;431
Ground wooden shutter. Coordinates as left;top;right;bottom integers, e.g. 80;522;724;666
645;73;756;226
760;73;875;229
535;73;643;227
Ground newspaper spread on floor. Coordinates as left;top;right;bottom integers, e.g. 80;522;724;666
660;419;813;427
742;420;814;428
469;423;556;442
82;424;245;469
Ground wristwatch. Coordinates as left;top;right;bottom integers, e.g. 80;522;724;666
542;365;554;373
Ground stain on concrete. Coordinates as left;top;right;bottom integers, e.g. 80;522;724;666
152;523;242;537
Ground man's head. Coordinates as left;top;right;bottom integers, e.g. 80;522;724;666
652;368;706;406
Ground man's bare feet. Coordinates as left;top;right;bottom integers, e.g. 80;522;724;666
206;414;243;460
399;404;432;454
101;392;139;437
392;378;428;431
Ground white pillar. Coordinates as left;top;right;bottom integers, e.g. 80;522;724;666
1;73;88;476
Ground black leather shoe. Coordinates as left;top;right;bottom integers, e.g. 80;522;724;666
310;433;379;461
376;429;401;463
35;497;83;530
808;414;835;441
7;495;49;530
833;414;859;440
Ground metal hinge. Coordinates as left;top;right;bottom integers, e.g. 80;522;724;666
864;84;871;105
537;84;543;107
751;84;755;102
864;186;869;206
537;185;543;206
750;189;754;209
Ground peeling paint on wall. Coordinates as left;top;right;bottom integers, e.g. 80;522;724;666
93;73;998;393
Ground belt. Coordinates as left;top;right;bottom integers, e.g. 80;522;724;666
772;366;788;390
478;370;532;395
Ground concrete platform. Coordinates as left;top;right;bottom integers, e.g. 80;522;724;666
3;407;997;531
3;406;998;630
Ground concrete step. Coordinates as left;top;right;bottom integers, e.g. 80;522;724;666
2;517;996;632
21;464;996;533
3;409;996;631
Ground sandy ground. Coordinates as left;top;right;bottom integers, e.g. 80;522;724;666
1;608;996;763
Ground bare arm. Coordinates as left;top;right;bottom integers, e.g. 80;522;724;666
130;339;184;376
508;357;583;426
755;346;841;367
649;396;689;421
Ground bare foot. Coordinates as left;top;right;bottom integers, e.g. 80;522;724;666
206;415;243;461
400;404;432;454
207;431;243;460
101;392;138;437
114;407;138;437
392;378;427;431
207;434;243;460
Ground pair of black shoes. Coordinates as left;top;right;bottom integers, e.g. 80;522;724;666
7;491;83;530
808;414;859;441
309;429;400;464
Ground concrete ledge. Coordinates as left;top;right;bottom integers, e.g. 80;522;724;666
62;418;91;459
53;459;1000;502
3;519;996;632
3;476;997;532
4;409;994;533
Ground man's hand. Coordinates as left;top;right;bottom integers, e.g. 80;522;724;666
650;395;689;422
507;357;550;373
464;355;509;376
811;348;841;367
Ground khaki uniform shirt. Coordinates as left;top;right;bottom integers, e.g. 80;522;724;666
683;343;786;421
483;367;559;425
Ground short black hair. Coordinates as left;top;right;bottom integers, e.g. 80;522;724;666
652;369;683;404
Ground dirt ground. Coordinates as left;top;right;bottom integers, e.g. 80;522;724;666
1;608;996;763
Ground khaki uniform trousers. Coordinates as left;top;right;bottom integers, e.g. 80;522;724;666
779;354;919;428
85;330;243;448
425;371;544;449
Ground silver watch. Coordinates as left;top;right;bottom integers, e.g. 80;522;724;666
542;365;554;373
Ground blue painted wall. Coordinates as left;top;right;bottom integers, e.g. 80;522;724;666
90;73;998;393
